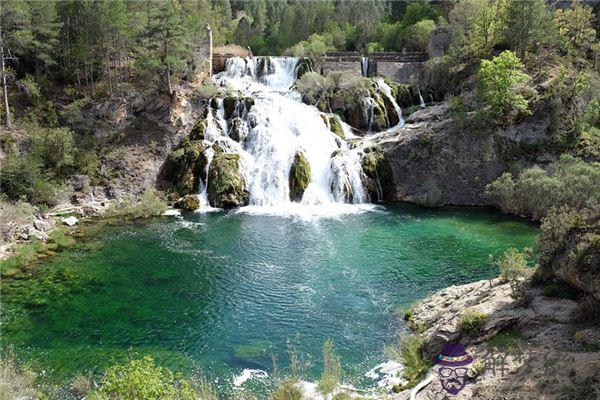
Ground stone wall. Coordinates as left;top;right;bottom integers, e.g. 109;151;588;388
320;52;363;76
373;61;425;84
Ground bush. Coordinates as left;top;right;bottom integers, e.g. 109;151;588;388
459;309;488;336
391;335;431;386
0;351;41;400
318;340;342;396
497;247;531;283
537;206;588;267
270;380;302;400
478;50;532;117
0;152;60;206
405;19;436;52
486;155;600;220
90;356;196;400
103;190;167;220
286;33;335;58
295;72;333;105
542;282;579;299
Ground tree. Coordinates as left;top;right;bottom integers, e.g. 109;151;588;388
478;50;531;116
503;0;551;59
146;0;189;94
449;0;506;58
554;0;597;60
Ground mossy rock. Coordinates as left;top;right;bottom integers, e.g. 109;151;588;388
174;195;200;211
190;119;207;140
328;115;345;139
289;152;311;202
361;147;383;179
207;152;248;208
228;117;245;142
295;57;314;79
316;97;330;113
223;96;238;119
163;140;207;196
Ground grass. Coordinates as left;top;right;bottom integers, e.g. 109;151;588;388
487;328;525;353
387;335;433;390
542;281;579;300
459;309;489;336
318;340;342;396
0;350;41;400
270;379;302;400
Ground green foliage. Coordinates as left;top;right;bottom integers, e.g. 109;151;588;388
486;156;600;220
0;151;60;206
318;340;342;396
449;0;505;58
270;380;302;400
542;282;579;300
405;19;436;52
295;72;333;106
397;335;431;386
478;50;532;116
286;34;334;58
497;247;531;283
103;190;167;220
503;0;553;59
90;356;196;400
487;329;524;353
459;309;488;336
536;206;591;268
554;0;597;60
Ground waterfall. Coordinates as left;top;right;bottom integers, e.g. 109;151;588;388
417;87;426;108
361;57;369;77
200;56;370;212
374;78;404;128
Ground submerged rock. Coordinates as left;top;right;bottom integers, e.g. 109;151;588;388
207;152;248;208
174;194;200;211
288;152;311;202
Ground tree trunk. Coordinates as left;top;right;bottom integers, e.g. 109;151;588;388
167;62;172;95
0;20;11;128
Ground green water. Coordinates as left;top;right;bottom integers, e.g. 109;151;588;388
0;204;537;393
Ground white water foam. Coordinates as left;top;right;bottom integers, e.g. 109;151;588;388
204;57;378;216
232;368;268;387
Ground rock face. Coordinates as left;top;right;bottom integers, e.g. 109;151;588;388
375;102;556;206
288;152;311;201
174;194;200;211
539;211;600;301
396;279;600;400
161;139;207;196
207;152;248;208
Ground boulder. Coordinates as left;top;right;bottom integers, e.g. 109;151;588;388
174;194;200;211
207;152;248;208
228;117;245;142
162;139;207;195
288;152;311;202
62;216;79;226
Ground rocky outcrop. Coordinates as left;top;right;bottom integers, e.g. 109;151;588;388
207;152;248;208
375;102;556;206
161;138;207;196
396;279;600;399
174;194;200;211
289;152;311;201
538;208;600;301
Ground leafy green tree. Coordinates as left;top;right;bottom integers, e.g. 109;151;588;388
449;0;505;58
554;0;597;60
478;50;531;116
503;0;552;59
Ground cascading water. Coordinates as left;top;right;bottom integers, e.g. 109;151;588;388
361;57;369;77
201;56;373;212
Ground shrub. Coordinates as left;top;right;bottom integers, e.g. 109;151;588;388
537;206;588;268
270;380;302;400
542;282;580;300
459;309;488;336
90;356;196;400
478;50;532;116
497;247;531;283
286;33;335;58
103;190;167;220
405;19;436;52
71;372;93;398
0;351;41;400
486;155;600;220
393;335;431;386
31;125;75;175
295;72;333;105
0;152;59;206
318;340;341;396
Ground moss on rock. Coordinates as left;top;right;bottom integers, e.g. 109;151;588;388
207;152;248;208
289;152;311;202
328;116;345;139
190;119;207;140
163;140;207;196
174;194;200;211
